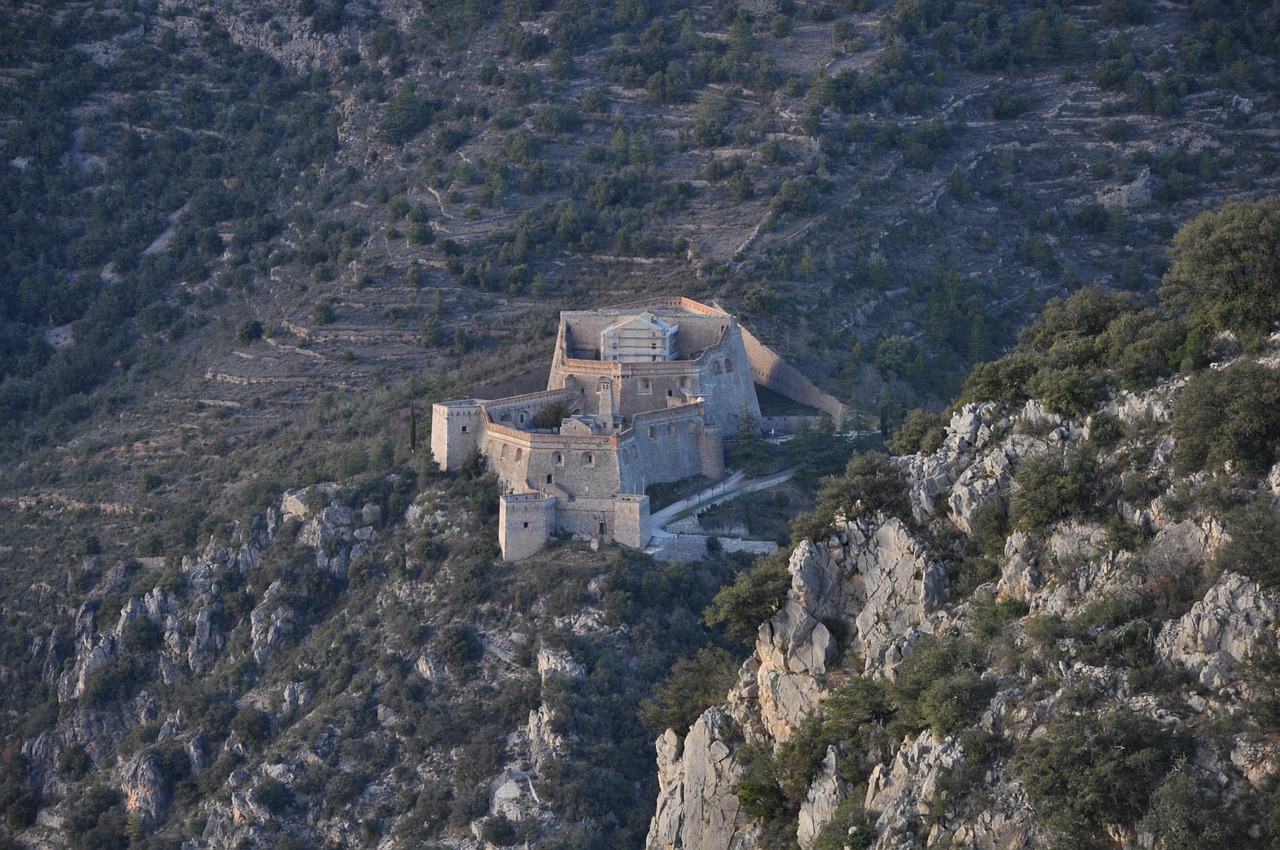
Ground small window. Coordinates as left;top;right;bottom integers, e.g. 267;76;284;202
547;474;553;484
583;452;594;467
523;521;530;529
724;359;733;372
667;424;676;436
640;379;652;395
515;448;523;461
500;445;508;458
711;362;722;375
460;425;468;433
519;412;526;423
667;389;673;397
648;426;657;439
554;452;564;466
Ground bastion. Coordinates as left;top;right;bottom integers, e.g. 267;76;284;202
431;297;845;560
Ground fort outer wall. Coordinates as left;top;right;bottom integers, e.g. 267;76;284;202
739;324;848;428
549;320;761;435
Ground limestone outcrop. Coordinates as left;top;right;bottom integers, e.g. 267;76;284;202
646;360;1280;850
1156;571;1280;693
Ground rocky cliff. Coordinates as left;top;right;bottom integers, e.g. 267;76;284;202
647;341;1280;850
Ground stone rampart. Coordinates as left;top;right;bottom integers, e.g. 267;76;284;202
740;325;847;428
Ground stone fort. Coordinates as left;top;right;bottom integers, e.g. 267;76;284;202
431;297;845;560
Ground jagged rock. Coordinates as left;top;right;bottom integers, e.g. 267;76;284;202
489;768;537;820
536;647;585;681
948;468;1003;537
999;532;1042;600
527;704;565;770
1231;735;1280;790
283;682;312;711
797;747;847;850
58;602;119;702
281;488;312;521
250;593;295;666
1155;571;1280;692
899;454;954;526
866;731;964;840
646;708;755;850
120;751;169;830
415;653;449;684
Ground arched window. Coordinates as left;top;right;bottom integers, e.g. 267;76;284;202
648;426;657;439
515;448;523;461
711;361;722;375
500;412;512;422
554;452;564;466
680;376;691;390
667;424;676;436
519;412;527;423
500;445;508;458
724;359;733;372
598;377;610;391
582;452;594;467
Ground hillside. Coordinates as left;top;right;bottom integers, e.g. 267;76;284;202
650;201;1280;849
1;0;1280;848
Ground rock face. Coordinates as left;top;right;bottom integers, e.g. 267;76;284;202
797;747;846;850
747;516;947;743
648;709;755;850
647;365;1280;850
1156;571;1280;693
646;514;947;850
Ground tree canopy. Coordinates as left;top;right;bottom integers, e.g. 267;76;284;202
1160;197;1280;343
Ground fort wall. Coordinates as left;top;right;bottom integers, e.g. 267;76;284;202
499;492;556;562
483;423;624;498
625;405;719;491
740;325;847;428
430;400;486;471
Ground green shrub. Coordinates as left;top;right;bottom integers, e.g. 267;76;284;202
791;453;910;544
435;623;483;670
812;797;877;850
1160;198;1280;344
1013;710;1190;841
704;551;790;644
1213;501;1280;590
885;408;946;456
889;635;993;737
230;706;272;751
1029;365;1100;417
972;597;1029;638
1010;449;1099;531
959;353;1040;408
1173;361;1280;476
1140;769;1238;848
639;646;739;734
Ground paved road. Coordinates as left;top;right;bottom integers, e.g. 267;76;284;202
649;468;796;540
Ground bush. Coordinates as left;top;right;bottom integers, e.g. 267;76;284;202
1160;198;1280;344
435;623;483;670
959;353;1039;408
639;646;739;734
1213;501;1280;590
889;635;993;737
1010;449;1098;531
704;551;791;644
1013;710;1190;840
885;408;946;456
791;453;910;544
1173;361;1280;476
